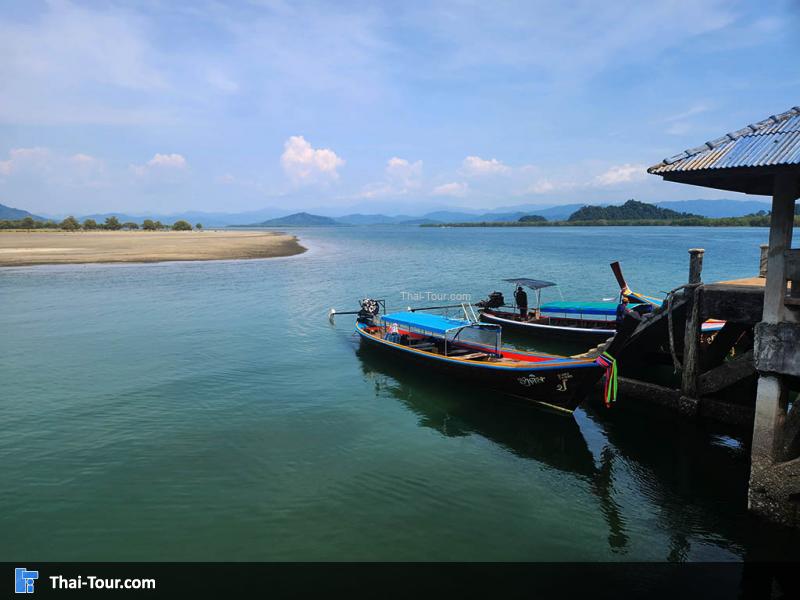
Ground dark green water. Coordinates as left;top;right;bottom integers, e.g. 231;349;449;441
3;226;799;561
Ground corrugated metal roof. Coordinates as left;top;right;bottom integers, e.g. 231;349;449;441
648;106;800;175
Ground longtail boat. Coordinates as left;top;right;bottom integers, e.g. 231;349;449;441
477;262;723;346
343;299;636;413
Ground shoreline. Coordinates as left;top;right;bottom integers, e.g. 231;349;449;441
0;230;306;268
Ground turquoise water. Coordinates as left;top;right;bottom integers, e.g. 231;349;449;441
3;226;799;561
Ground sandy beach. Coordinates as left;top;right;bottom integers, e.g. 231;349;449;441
0;230;306;267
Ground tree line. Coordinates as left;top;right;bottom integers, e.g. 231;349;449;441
421;198;799;228
0;216;203;231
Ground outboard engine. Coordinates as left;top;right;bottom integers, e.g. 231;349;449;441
476;291;505;309
357;298;381;324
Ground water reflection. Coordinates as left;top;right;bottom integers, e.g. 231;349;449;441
582;401;800;561
356;345;630;554
356;344;800;561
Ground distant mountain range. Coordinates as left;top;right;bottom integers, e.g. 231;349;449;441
237;212;339;227
0;203;46;221
1;198;772;228
655;199;770;218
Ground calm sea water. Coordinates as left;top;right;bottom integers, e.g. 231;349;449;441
3;226;799;561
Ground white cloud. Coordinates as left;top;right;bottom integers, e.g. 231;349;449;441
663;103;711;123
462;155;510;177
661;103;711;136
432;181;469;197
0;147;51;176
0;0;168;125
0;147;109;188
527;179;557;194
359;156;423;198
280;136;344;184
206;69;239;94
412;1;737;82
148;153;187;169
592;164;646;186
131;153;188;178
386;157;423;184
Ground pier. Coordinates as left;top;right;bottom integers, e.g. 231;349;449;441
615;107;800;526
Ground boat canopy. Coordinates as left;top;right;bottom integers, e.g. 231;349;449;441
540;301;618;316
503;278;556;290
382;311;497;335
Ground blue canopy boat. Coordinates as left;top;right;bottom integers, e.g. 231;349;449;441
477;262;723;347
349;301;634;413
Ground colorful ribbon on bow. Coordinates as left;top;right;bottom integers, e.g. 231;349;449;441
595;351;618;408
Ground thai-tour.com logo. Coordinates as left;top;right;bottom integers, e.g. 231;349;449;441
15;568;38;594
14;567;156;593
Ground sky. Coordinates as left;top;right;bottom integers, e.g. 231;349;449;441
1;0;799;217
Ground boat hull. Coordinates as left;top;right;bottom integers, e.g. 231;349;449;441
480;309;614;345
355;323;602;413
479;308;724;346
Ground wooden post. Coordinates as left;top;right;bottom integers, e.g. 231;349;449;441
681;248;704;400
687;248;704;285
761;173;796;323
759;244;769;278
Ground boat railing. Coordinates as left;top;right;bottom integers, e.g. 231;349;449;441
462;302;479;323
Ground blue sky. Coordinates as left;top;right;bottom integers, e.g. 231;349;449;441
1;0;798;217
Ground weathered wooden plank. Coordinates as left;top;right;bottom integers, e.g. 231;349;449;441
698;398;755;427
618;377;680;406
785;249;800;282
698;349;755;395
754;321;800;378
701;284;764;323
682;287;702;397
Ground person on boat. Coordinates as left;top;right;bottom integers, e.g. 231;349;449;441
514;285;528;319
386;322;401;343
616;296;630;325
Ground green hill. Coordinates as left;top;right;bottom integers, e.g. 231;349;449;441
568;199;697;221
242;212;339;227
0;203;46;221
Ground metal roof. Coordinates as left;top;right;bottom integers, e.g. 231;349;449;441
649;106;800;175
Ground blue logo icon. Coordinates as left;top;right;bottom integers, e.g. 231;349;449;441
15;568;39;594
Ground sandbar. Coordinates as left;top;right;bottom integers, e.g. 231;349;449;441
0;230;306;267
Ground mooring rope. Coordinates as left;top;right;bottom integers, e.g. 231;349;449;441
664;282;702;374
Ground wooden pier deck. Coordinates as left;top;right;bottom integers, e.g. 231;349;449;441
612;245;800;527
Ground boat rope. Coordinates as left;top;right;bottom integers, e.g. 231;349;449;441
594;351;618;408
664;282;701;374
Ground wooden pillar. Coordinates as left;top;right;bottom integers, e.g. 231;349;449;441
759;244;769;278
761;173;796;323
681;248;704;399
751;173;796;466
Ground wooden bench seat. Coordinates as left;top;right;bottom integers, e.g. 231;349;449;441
450;351;487;360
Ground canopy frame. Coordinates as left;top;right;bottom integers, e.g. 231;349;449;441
381;311;501;356
503;278;556;315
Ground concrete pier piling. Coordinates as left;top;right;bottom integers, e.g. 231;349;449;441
748;173;799;527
